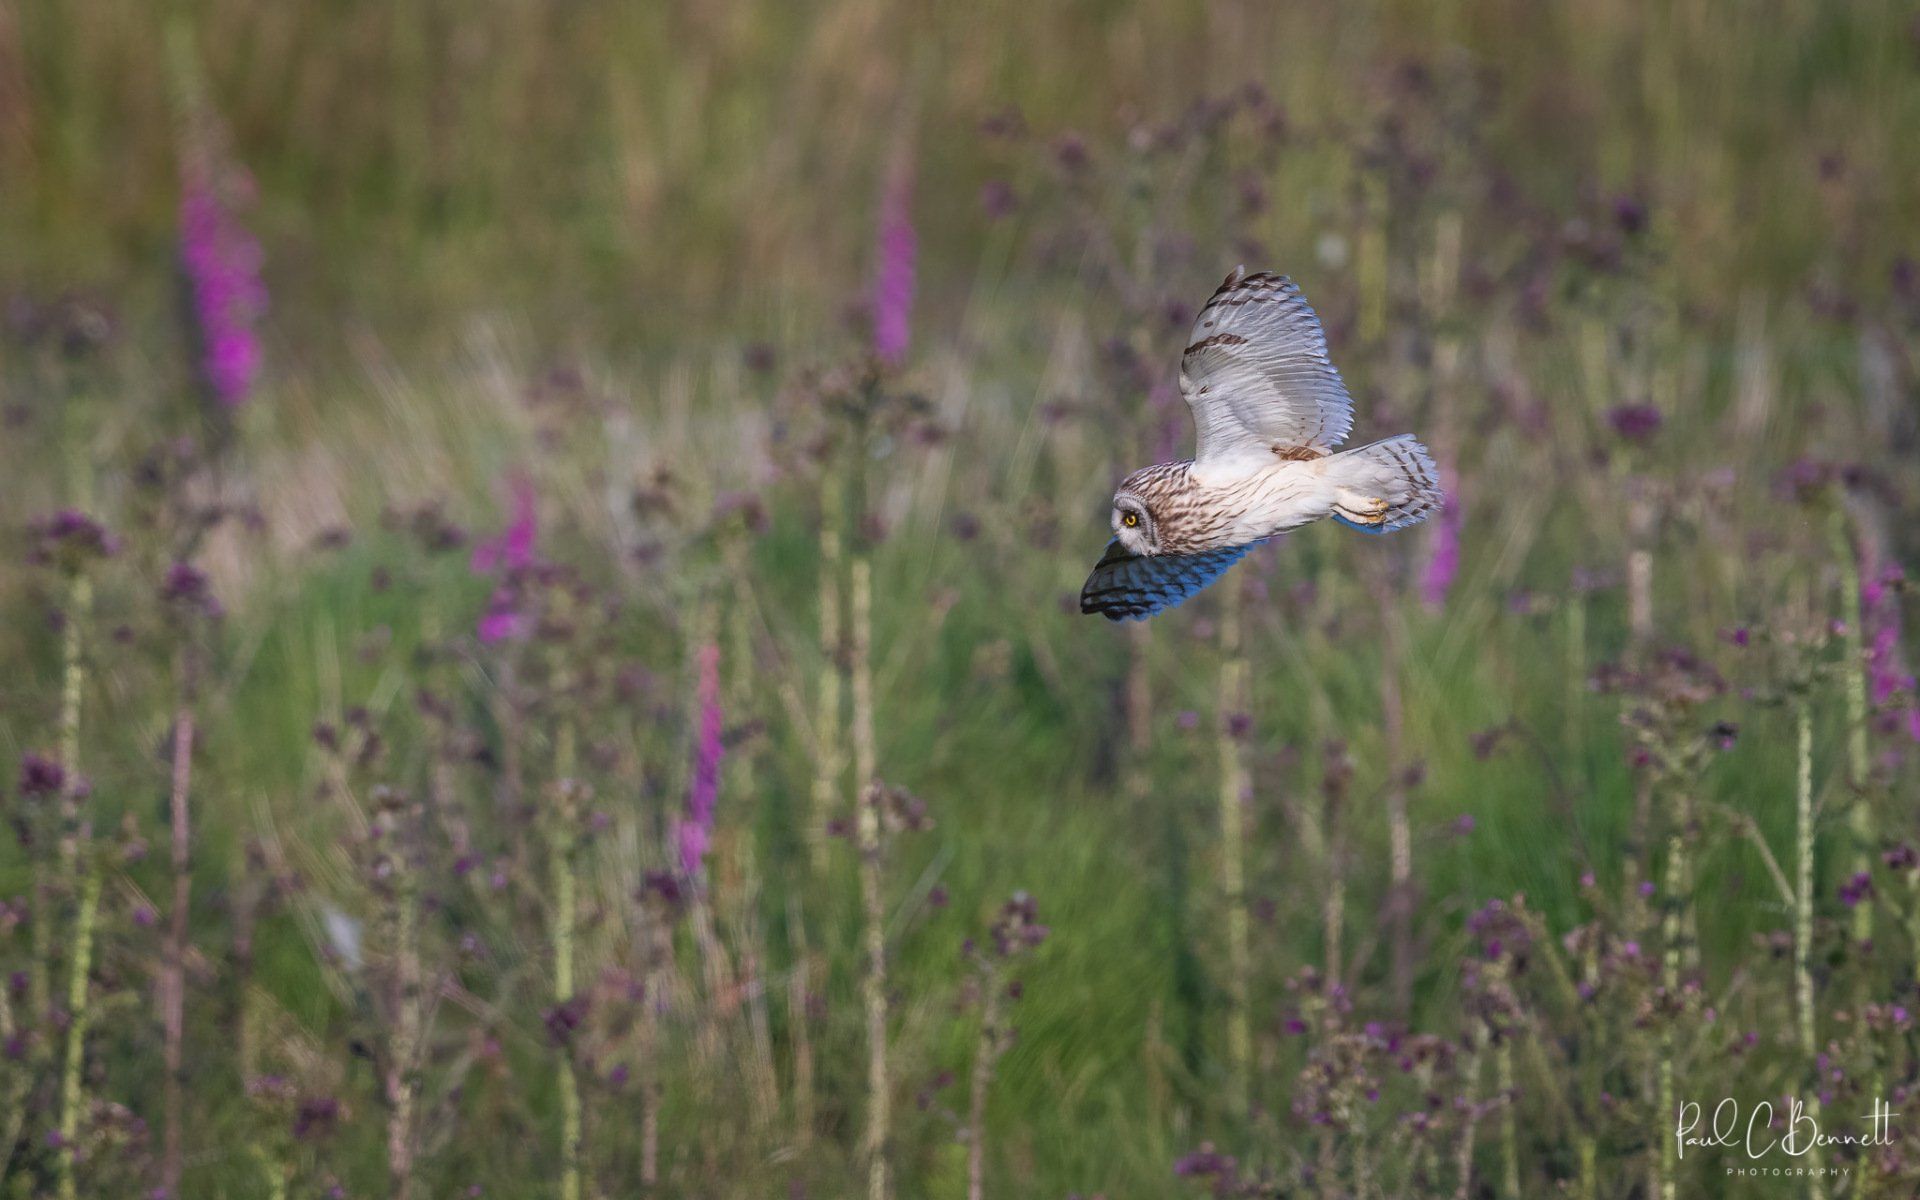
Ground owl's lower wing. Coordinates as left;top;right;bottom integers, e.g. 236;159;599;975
1079;539;1257;622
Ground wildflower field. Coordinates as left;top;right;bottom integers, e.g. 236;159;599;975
5;1;1920;1196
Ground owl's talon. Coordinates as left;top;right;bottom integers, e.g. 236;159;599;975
1336;496;1390;524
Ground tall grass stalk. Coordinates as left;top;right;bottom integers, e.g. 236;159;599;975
965;969;1007;1200
1626;493;1655;649
1828;510;1873;945
1794;700;1826;1199
1496;1042;1519;1199
1216;583;1251;1111
56;577;90;874
811;475;845;873
851;556;890;1200
56;871;101;1200
639;900;666;1192
53;571;93;1200
787;894;817;1149
1655;784;1694;1200
733;850;781;1134
0;982;19;1181
1378;585;1413;1013
380;794;424;1200
160;645;198;1195
1322;775;1346;986
1452;1031;1484;1200
551;719;583;1200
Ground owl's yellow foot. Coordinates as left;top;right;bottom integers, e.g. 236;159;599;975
1335;495;1390;525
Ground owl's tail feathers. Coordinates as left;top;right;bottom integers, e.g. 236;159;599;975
1326;435;1443;535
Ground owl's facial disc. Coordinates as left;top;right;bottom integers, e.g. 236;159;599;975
1112;495;1157;555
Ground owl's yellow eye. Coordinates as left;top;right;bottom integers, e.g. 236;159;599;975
1122;513;1140;528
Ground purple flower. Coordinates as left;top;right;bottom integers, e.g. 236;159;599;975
979;179;1018;221
17;753;64;798
179;164;266;408
675;643;724;878
470;478;538;575
543;996;590;1046
1172;1143;1236;1179
1606;404;1663;443
162;561;222;619
1419;475;1461;610
1612;194;1649;235
871;152;916;366
1861;560;1919;741
292;1095;340;1140
476;588;531;644
470;478;539;643
29;509;120;571
1839;872;1874;908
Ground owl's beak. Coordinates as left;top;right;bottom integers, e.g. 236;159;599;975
1094;537;1138;566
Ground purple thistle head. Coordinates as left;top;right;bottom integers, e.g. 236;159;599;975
179;161;266;409
1612;194;1649;235
871;152;916;367
1419;475;1461;610
1606;404;1663;443
162;560;222;619
29;509;121;572
676;642;724;878
17;753;64;798
1839;872;1874;908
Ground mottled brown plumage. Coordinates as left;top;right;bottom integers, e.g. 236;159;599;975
1081;268;1444;621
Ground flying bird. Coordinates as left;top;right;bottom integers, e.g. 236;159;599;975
1080;268;1443;621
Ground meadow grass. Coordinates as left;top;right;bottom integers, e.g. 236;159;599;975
4;1;1920;1197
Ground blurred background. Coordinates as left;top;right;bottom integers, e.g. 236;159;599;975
3;1;1920;1196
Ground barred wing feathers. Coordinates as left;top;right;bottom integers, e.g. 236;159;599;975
1180;268;1354;469
1079;539;1257;621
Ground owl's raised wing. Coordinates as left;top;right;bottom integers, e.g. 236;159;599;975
1079;539;1256;622
1180;268;1354;470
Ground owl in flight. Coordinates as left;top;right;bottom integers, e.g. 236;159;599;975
1080;268;1443;621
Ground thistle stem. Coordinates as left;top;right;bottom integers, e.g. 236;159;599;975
1453;1034;1484;1200
1379;586;1413;1015
1795;701;1826;1199
384;800;422;1200
811;475;845;873
851;558;890;1200
56;872;100;1200
553;721;582;1200
160;649;197;1197
1497;1041;1519;1198
965;964;1004;1200
53;572;92;1200
1216;584;1252;1113
1828;510;1874;945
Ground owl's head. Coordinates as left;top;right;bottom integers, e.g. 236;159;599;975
1110;491;1159;556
